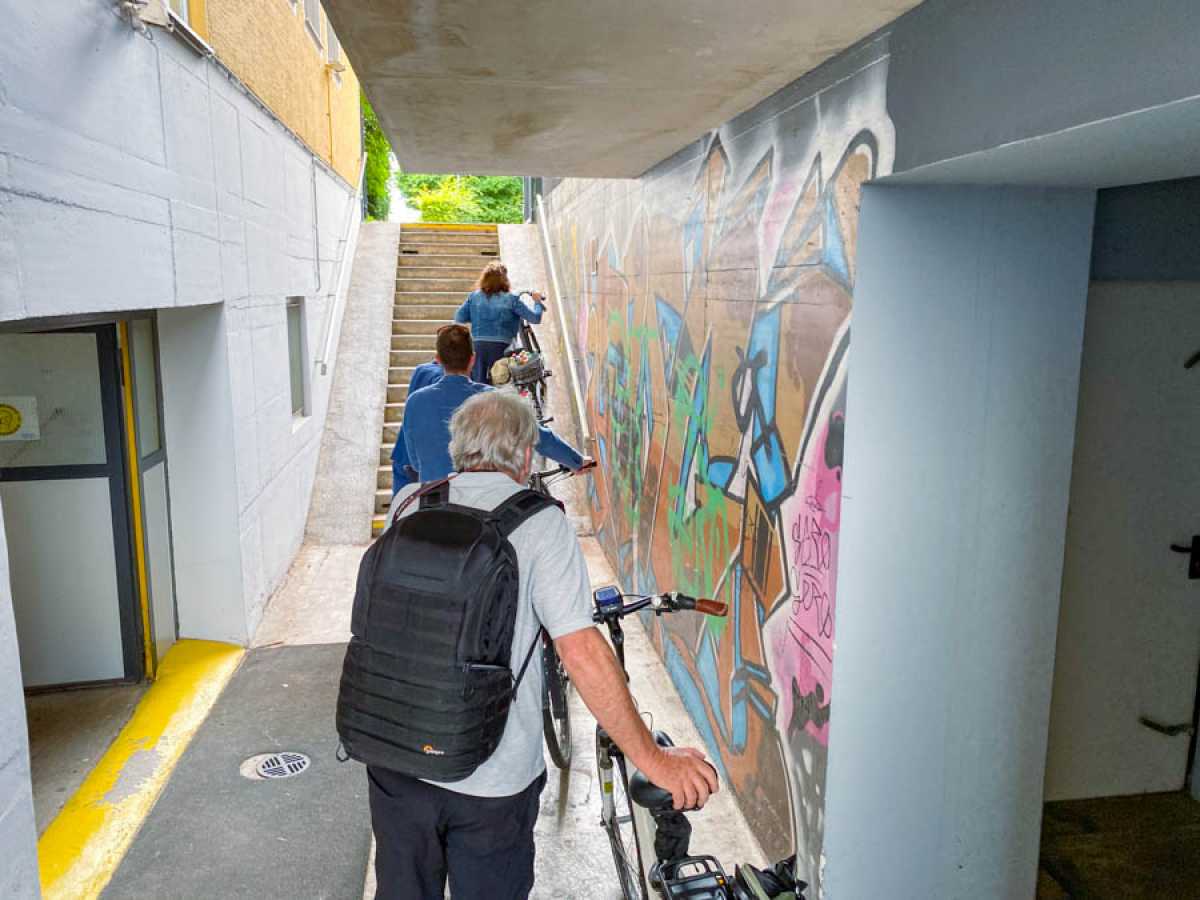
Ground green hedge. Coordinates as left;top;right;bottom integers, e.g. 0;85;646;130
361;94;391;221
396;173;523;224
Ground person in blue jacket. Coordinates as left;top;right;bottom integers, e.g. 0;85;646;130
454;260;545;384
403;324;586;483
389;356;444;494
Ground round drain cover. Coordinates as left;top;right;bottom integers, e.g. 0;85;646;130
254;752;310;780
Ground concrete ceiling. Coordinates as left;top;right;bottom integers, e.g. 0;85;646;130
323;0;921;177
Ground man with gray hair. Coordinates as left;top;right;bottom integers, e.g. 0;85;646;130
371;391;718;900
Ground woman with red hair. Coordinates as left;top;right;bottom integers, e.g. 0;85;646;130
454;261;545;383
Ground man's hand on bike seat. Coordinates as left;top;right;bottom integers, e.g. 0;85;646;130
645;745;720;811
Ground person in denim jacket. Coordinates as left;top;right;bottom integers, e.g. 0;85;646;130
454;261;545;383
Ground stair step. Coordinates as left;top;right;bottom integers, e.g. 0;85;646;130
398;253;496;268
374;488;392;514
399;230;498;245
383;423;400;444
380;444;395;466
392;291;462;305
377;466;392;490
388;309;458;321
388;304;458;321
393;318;449;335
399;240;500;254
371;514;386;537
386;384;410;404
396;266;481;280
391;349;433;366
384;402;405;424
392;334;438;351
395;277;478;293
388;366;417;388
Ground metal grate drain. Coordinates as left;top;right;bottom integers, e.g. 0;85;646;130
254;752;310;780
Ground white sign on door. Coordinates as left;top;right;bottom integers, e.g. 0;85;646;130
0;396;40;441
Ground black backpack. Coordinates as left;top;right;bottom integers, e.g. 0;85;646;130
335;479;561;781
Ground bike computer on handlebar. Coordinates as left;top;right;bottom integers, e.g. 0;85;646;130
594;585;623;616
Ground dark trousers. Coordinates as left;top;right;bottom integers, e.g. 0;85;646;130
471;340;510;385
367;767;546;900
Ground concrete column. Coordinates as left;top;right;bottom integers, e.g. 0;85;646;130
822;186;1096;898
158;304;248;645
0;496;41;898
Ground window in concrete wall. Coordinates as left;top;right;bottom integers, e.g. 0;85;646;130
287;298;310;418
304;0;323;47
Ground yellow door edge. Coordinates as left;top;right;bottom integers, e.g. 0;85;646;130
37;640;244;900
117;321;155;679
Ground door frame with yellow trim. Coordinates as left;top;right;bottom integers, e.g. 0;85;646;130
0;316;176;688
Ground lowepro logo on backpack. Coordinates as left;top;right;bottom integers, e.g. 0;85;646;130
335;479;561;781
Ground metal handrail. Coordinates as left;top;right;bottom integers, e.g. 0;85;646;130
536;193;591;442
317;156;366;375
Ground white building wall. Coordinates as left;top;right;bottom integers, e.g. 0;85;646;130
0;496;40;899
0;2;361;644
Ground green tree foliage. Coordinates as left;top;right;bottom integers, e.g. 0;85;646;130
395;173;524;224
361;93;391;221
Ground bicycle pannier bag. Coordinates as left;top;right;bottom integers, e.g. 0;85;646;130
336;480;561;780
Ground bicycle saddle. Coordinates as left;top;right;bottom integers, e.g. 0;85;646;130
630;731;678;811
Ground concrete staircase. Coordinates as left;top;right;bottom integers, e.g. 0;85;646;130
373;223;501;536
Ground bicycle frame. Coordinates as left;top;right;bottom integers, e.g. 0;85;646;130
594;599;666;897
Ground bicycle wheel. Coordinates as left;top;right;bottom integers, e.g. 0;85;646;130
598;741;649;900
541;633;572;769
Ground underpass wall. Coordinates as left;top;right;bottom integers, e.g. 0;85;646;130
541;38;893;889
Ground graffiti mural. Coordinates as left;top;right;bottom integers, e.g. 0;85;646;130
546;60;894;893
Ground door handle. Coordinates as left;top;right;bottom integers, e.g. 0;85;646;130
1169;536;1200;580
1138;716;1195;737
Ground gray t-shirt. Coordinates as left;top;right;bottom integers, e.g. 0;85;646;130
385;470;594;797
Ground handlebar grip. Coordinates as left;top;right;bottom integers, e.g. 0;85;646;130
694;597;728;617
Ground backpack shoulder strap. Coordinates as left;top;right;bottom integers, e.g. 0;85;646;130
418;480;451;510
390;476;453;526
489;489;563;538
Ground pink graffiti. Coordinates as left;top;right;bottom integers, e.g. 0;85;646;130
768;322;848;750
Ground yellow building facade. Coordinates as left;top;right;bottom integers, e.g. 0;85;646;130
170;0;362;184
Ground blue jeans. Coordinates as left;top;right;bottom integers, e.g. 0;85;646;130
471;340;510;384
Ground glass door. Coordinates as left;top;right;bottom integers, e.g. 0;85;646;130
125;318;177;669
0;325;142;687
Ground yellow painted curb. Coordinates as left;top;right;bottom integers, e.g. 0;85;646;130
38;640;244;900
401;222;498;231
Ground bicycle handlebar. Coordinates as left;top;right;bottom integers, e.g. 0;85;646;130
676;594;729;617
531;458;596;480
592;590;728;623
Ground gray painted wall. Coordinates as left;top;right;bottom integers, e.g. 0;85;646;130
0;496;40;899
886;0;1200;175
823;185;1095;898
1091;177;1200;281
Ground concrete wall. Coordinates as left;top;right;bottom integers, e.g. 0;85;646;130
885;0;1200;176
0;1;361;644
544;49;894;888
821;185;1094;898
540;1;1200;890
1091;177;1200;281
0;497;40;899
205;0;362;183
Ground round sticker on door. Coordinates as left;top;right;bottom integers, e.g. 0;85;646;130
0;404;21;437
